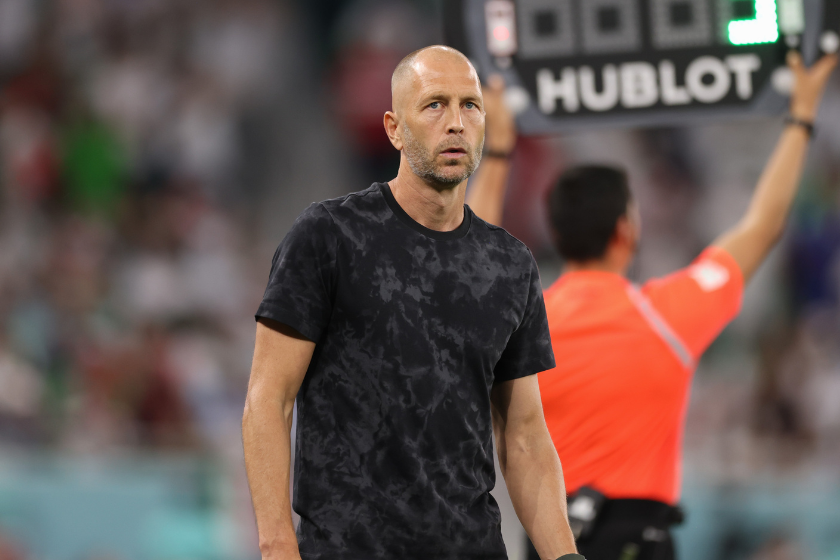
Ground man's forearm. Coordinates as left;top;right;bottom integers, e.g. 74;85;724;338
243;398;300;558
504;430;577;559
741;124;810;239
714;124;810;281
468;73;516;226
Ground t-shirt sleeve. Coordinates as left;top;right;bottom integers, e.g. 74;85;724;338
642;246;744;359
494;252;556;384
255;203;338;342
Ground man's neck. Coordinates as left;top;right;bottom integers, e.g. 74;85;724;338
388;162;466;232
563;255;628;276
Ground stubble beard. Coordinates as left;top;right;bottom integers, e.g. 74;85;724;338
402;124;484;189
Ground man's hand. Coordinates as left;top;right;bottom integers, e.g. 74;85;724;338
714;52;837;283
789;51;838;122
483;74;517;154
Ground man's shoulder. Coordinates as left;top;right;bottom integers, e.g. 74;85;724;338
642;246;743;297
469;209;533;258
286;185;384;243
292;184;385;235
317;183;383;217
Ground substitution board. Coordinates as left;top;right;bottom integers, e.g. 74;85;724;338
443;0;840;132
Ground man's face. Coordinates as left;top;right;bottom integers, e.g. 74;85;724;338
396;56;485;188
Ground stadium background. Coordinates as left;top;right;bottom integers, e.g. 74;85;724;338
0;0;839;559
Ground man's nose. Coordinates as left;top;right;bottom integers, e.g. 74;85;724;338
446;105;465;134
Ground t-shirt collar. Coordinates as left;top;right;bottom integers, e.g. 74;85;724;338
379;182;471;241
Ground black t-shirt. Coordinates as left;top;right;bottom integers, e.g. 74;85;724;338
256;183;555;560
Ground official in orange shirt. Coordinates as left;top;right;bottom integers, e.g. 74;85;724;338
468;53;837;560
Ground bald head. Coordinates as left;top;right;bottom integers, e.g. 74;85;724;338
391;45;479;113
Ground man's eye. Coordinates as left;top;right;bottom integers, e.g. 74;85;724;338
465;102;476;109
429;102;440;109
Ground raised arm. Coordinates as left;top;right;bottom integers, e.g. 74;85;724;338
467;75;517;225
714;52;837;283
243;319;314;560
491;375;577;560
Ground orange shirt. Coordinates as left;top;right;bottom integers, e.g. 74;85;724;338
539;247;743;505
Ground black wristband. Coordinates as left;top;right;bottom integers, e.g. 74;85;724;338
556;555;586;560
784;115;816;138
483;149;513;160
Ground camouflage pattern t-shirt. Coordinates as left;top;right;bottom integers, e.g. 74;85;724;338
256;183;555;560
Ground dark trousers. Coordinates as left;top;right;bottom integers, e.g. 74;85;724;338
526;499;678;560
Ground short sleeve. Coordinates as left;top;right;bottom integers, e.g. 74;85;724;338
642;246;744;359
494;253;556;383
255;203;338;342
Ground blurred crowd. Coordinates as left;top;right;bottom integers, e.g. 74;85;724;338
2;0;840;558
0;0;288;454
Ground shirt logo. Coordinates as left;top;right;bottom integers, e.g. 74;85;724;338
689;261;730;292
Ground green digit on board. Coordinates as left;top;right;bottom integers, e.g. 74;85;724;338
727;0;779;45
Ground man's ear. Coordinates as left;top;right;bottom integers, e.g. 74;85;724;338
613;215;634;248
384;111;403;150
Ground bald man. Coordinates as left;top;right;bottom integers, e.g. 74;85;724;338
243;46;579;560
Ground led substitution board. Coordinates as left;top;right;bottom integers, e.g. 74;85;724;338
443;0;840;132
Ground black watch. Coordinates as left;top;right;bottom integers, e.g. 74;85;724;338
556;555;586;560
784;115;816;138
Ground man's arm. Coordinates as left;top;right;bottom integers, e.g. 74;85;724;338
491;375;577;560
467;75;517;225
714;52;837;283
243;319;315;560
